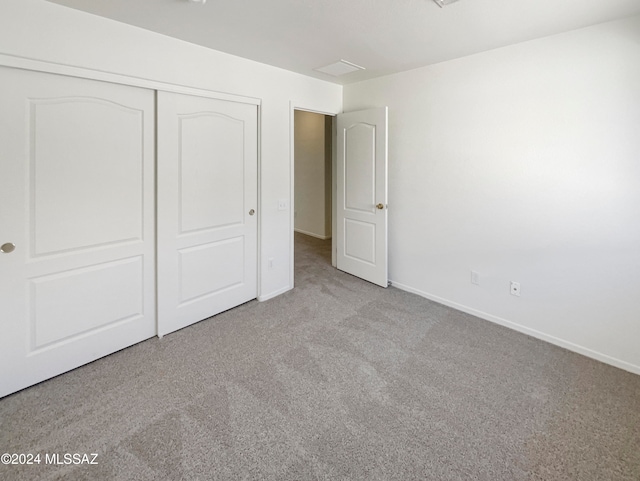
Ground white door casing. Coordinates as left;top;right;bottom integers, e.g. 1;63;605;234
0;67;156;398
157;92;258;336
336;107;388;287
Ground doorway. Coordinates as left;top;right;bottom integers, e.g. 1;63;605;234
293;109;335;277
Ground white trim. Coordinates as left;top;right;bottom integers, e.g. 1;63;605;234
331;116;337;268
390;279;640;376
289;102;296;292
290;101;339;293
154;91;161;338
0;53;261;106
294;228;332;240
258;285;292;302
256;102;263;301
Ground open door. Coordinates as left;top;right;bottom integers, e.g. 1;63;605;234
336;107;388;287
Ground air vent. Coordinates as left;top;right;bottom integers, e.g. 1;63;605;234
433;0;460;7
314;60;365;77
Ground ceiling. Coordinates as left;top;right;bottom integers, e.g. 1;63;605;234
47;0;640;85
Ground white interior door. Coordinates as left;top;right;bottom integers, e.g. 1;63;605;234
336;107;388;287
0;67;156;398
157;92;258;337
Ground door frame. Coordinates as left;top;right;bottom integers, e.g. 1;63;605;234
289;101;340;289
0;54;261;106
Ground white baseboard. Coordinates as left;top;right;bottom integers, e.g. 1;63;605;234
294;228;331;240
390;279;640;377
258;285;292;302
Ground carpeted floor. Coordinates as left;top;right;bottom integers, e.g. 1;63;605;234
1;232;639;480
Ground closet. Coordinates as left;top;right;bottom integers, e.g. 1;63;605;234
0;66;258;398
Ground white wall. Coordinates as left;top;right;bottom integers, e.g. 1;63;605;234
344;15;640;373
294;110;332;239
0;0;342;300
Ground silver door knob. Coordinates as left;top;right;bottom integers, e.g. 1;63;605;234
249;209;255;216
1;243;15;253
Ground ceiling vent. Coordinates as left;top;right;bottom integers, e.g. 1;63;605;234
314;60;365;77
433;0;460;7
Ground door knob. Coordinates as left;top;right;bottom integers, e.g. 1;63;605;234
249;209;255;216
1;242;15;253
376;203;385;210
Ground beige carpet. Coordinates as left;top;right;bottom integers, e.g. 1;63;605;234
1;232;639;480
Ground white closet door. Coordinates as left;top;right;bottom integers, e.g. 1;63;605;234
157;92;258;336
0;67;156;398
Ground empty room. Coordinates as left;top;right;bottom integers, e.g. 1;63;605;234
1;0;639;479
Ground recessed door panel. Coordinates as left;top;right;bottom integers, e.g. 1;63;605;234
345;123;376;213
31;256;144;349
158;92;257;336
179;113;245;233
31;98;144;256
179;237;244;304
344;219;376;265
0;67;156;399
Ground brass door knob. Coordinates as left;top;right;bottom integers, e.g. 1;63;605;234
376;203;385;210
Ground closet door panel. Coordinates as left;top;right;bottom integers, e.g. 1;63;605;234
157;92;257;336
0;67;156;398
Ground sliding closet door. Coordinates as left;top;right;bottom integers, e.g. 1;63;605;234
157;92;258;336
0;67;156;398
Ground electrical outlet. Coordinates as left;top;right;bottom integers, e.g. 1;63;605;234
510;281;521;296
278;199;288;211
268;257;274;269
471;271;479;285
